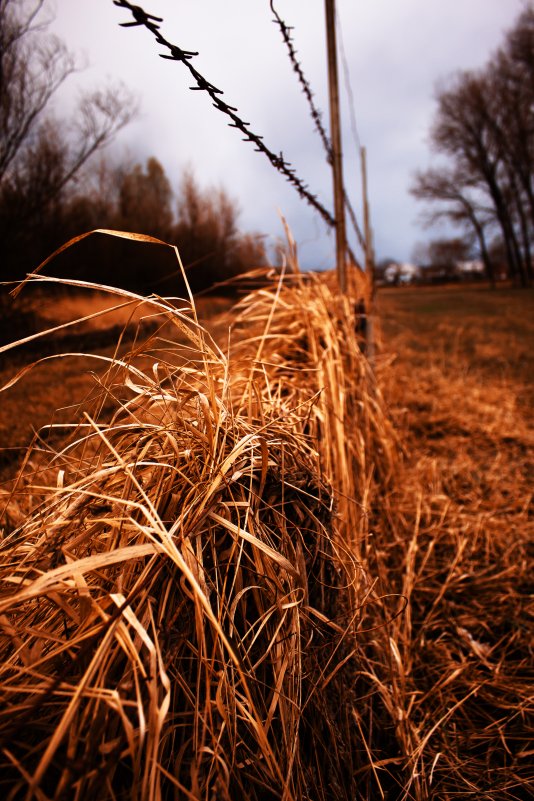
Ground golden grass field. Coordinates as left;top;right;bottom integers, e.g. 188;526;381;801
0;274;532;800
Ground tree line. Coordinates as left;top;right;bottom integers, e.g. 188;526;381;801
0;0;267;297
411;6;534;287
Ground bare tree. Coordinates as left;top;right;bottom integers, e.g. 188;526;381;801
433;71;529;284
174;169;267;290
493;8;534;227
0;0;136;277
411;167;496;284
0;0;73;181
118;157;174;239
428;237;471;270
412;7;534;287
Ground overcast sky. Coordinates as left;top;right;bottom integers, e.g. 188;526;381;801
49;0;526;269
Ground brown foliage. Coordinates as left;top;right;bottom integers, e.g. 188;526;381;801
0;0;135;279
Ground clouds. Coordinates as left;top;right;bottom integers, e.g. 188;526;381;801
50;0;526;266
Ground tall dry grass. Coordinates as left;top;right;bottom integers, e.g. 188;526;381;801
0;261;532;800
0;260;398;800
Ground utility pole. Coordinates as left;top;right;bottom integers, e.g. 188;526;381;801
324;0;347;293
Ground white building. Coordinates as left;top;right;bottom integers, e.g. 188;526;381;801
383;262;421;284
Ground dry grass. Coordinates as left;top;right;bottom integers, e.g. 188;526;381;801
0;271;532;800
365;286;534;799
0;265;395;800
0;284;232;483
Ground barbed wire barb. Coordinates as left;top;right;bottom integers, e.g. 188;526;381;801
113;1;162;28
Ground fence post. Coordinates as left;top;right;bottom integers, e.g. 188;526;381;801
361;147;374;290
324;0;347;294
360;145;376;361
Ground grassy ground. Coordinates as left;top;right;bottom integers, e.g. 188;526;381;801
2;281;532;512
2;281;532;554
370;284;533;798
0;280;532;799
378;283;533;396
376;284;533;500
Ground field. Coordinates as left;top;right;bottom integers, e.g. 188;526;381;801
0;278;532;799
378;284;533;510
372;285;533;798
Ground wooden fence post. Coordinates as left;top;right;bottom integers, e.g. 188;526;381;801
324;0;347;294
360;145;376;361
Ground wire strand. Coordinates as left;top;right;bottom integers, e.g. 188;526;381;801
269;1;365;251
336;6;361;153
112;1;337;227
113;1;363;265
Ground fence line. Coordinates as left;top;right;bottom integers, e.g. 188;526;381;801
112;1;362;265
113;3;340;222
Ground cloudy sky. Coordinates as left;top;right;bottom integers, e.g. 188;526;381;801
49;0;526;269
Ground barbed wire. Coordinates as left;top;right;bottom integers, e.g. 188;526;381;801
113;1;365;265
269;1;333;163
112;2;341;225
269;1;365;252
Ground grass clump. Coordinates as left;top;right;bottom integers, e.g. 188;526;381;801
0;265;390;800
1;270;532;800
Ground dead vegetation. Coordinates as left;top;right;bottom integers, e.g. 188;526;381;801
0;273;532;800
370;287;533;799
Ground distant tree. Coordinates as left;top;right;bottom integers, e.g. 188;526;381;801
411;167;496;284
57;157;122;239
432;70;530;285
489;11;534;228
413;237;472;283
0;0;136;278
21;159;268;295
411;7;534;287
117;157;174;240
428;237;471;270
173;169;267;291
487;236;510;281
0;0;72;182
